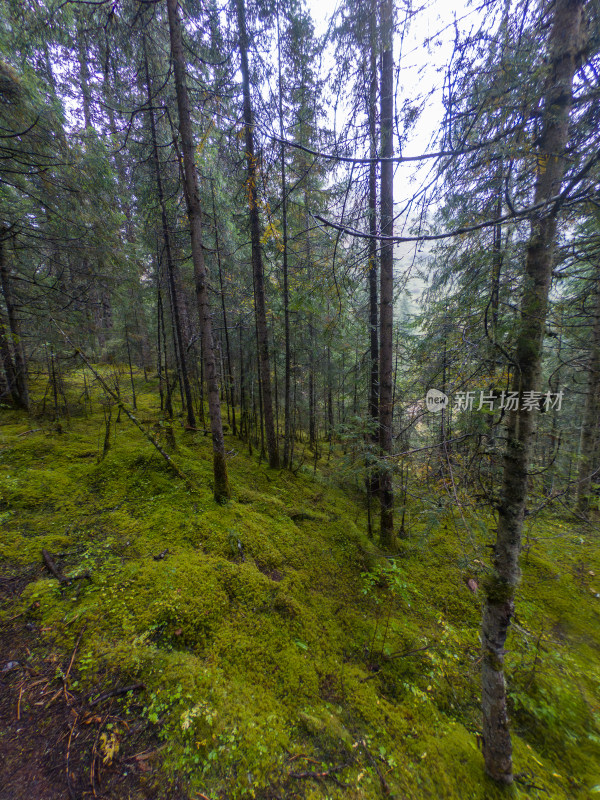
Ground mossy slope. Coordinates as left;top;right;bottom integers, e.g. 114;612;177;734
1;374;599;799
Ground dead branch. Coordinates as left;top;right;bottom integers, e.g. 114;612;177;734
289;763;349;788
89;683;146;707
42;549;91;586
360;739;390;796
42;549;69;584
51;320;197;493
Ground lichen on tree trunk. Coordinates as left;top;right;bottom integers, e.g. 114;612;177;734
481;0;585;783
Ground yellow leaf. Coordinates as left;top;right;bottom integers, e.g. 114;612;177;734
100;732;120;765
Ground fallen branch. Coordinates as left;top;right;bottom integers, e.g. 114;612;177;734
290;763;349;788
51;321;197;493
360;644;435;678
66;714;78;800
384;644;434;661
360;739;390;796
65;626;87;685
125;744;167;763
89;682;146;707
42;549;91;586
42;549;69;584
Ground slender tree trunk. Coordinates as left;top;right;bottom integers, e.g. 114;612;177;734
277;0;292;469
327;344;334;440
545;311;562;495
481;0;584;782
125;325;137;410
0;234;29;410
0;311;18;405
256;341;265;459
368;0;379;454
577;270;600;514
490;179;503;353
273;328;280;439
75;12;92;129
157;286;165;412
290;350;297;465
487;174;507;457
309;348;315;447
235;0;279;468
50;344;60;428
197;333;206;430
212;182;237;437
367;36;379;517
239;324;248;440
103;65;151;376
143;39;196;430
160;281;176;449
166;274;186;412
379;0;395;547
159;288;174;422
166;0;230;502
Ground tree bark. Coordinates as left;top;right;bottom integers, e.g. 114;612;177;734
367;0;380;514
277;0;292;469
0;233;29;410
235;0;279;468
368;0;379;448
166;0;230;502
481;0;584;782
211;181;237;437
379;0;395;548
143;38;196;431
0;310;18;406
577;270;600;514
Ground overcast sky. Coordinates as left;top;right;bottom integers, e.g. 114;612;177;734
301;0;491;308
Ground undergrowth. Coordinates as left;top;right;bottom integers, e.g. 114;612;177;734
1;368;599;798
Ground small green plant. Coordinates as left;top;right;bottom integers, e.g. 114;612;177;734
361;561;416;660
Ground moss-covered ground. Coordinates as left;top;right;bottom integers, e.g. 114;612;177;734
1;369;599;799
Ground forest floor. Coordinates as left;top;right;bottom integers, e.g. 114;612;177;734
1;369;599;799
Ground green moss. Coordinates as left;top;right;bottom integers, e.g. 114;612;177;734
1;372;599;798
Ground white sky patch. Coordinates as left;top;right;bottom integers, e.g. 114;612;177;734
303;0;491;310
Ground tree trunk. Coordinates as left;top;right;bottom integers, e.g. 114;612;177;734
0;234;29;410
166;0;230;502
368;0;379;452
367;0;380;512
157;286;165;412
212;182;237;437
75;11;92;129
379;0;395;548
143;38;196;431
240;324;248;441
481;0;584;782
235;0;279;469
277;0;292;469
577;270;600;514
125;325;137;411
0;310;18;406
